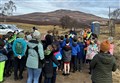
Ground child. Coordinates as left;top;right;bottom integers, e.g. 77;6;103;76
43;45;59;83
62;39;72;75
86;40;98;74
77;37;84;72
71;36;80;73
108;37;114;55
52;44;62;83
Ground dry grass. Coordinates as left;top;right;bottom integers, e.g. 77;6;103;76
1;22;69;35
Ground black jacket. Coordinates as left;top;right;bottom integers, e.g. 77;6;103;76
62;45;72;62
43;51;59;78
45;34;53;46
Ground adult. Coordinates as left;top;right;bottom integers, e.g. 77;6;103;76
69;28;77;36
12;32;27;80
32;26;38;32
52;28;58;37
26;30;44;83
45;31;53;47
90;40;117;83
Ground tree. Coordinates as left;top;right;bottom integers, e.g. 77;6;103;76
0;0;16;22
110;8;120;19
60;15;72;29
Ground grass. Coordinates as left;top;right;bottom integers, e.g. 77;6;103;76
1;22;69;35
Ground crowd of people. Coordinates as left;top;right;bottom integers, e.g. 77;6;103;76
0;27;117;83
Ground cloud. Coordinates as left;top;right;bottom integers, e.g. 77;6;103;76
0;0;119;18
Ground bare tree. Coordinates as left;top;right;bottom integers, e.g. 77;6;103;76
0;0;16;22
60;15;72;29
110;8;120;19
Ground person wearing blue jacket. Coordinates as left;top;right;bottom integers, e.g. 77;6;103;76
12;32;27;80
71;36;80;73
77;37;84;72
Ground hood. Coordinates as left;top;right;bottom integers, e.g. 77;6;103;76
72;42;77;47
63;45;71;51
27;40;39;48
98;53;114;64
44;50;52;56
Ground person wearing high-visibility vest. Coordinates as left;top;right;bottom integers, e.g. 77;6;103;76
86;28;92;40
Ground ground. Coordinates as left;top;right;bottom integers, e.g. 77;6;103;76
4;64;120;83
2;64;92;83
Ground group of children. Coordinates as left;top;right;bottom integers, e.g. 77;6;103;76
0;27;115;83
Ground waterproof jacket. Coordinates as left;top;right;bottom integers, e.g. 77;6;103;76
62;45;72;62
43;51;59;78
26;39;44;69
77;42;84;59
71;42;80;56
90;53;117;83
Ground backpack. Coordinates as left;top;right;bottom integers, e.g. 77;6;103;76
15;42;23;54
26;45;45;68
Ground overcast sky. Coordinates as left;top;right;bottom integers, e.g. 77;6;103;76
0;0;120;18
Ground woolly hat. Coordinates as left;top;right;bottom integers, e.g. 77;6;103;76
100;40;110;52
17;32;25;38
26;35;32;41
32;30;40;40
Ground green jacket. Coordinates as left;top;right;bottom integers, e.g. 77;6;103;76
90;53;117;83
8;34;17;43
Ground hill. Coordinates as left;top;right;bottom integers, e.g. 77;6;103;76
0;9;107;26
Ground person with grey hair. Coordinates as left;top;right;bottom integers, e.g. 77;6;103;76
26;30;44;83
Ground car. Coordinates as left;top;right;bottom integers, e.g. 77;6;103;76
0;24;23;35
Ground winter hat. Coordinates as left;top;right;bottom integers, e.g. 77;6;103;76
26;35;32;41
100;40;110;52
17;32;25;38
33;27;37;30
32;30;40;40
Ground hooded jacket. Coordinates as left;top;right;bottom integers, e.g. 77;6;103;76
71;42;80;56
77;42;84;59
62;45;72;62
90;53;117;83
43;50;59;78
26;39;44;69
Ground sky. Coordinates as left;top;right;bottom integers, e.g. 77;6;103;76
0;0;120;18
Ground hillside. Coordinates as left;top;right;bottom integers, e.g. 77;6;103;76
0;9;107;25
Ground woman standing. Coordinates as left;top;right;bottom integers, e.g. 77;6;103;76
26;30;44;83
90;40;117;83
